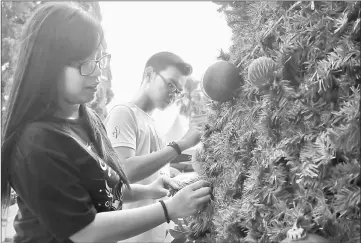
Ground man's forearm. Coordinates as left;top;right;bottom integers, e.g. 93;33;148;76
124;145;180;183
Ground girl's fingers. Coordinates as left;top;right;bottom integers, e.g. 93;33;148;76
193;186;212;198
195;194;211;205
188;180;209;191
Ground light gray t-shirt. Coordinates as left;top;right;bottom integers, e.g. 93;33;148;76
104;102;170;243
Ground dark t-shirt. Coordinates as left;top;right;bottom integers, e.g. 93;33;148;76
9;112;123;243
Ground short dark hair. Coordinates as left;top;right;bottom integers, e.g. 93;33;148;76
144;51;193;76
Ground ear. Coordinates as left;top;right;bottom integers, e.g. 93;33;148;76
143;66;154;84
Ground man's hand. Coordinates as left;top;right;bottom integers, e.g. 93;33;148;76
190;114;208;128
146;176;180;199
177;126;202;151
177;114;208;151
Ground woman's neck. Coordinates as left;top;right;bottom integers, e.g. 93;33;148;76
54;100;80;120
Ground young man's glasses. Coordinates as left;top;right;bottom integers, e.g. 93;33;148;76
79;53;111;76
154;71;184;98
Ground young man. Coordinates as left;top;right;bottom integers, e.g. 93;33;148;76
104;52;202;243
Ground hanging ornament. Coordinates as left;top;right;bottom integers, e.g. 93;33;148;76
247;56;278;89
202;61;244;102
280;222;330;243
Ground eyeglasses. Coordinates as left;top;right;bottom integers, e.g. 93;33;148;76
154;71;184;98
78;53;111;76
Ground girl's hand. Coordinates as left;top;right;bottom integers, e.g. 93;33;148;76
146;176;180;199
164;180;211;219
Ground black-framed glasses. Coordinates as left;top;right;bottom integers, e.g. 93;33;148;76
154;71;184;98
78;53;111;76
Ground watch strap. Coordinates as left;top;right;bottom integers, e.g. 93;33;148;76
167;141;182;155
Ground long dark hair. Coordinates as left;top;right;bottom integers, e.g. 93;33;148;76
1;2;129;209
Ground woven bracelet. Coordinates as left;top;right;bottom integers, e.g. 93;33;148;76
159;200;170;224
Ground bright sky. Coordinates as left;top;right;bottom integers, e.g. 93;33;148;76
100;2;231;135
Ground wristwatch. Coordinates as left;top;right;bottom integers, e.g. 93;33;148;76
167;141;182;155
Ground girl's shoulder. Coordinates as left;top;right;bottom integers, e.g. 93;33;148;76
15;120;75;154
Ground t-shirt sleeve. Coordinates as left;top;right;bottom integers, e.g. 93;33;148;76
105;105;138;150
10;127;97;241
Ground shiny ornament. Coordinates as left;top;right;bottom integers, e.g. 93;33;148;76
248;57;278;88
202;61;243;102
280;224;330;243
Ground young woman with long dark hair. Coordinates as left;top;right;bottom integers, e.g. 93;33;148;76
1;2;211;242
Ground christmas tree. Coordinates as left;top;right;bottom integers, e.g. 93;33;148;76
1;1;41;118
171;1;360;243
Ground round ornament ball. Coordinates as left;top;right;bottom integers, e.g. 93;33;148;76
202;61;243;102
248;57;278;88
